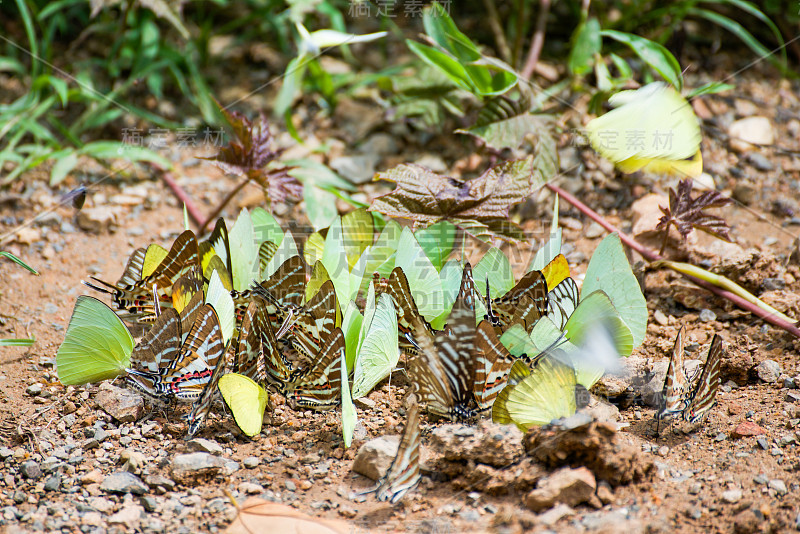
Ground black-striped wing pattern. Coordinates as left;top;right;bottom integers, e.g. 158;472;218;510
473;320;515;412
683;335;723;423
656;326;689;421
487;269;549;334
379;267;435;356
285;327;344;410
370;398;421;503
409;263;478;421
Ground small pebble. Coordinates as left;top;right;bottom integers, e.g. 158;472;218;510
768;479;787;495
698;309;717;322
243;457;260;469
721;489;742;504
658;446;669;457
284;480;296;491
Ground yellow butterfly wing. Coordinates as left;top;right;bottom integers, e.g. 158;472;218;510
219;373;269;437
502;357;577;432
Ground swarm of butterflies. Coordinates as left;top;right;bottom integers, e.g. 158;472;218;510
54;200;722;504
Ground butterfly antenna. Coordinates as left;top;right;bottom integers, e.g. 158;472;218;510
82;278;115;295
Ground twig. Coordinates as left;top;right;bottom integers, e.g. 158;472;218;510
482;0;511;63
521;0;551;80
546;182;800;338
512;0;526;68
159;171;205;229
198;177;250;234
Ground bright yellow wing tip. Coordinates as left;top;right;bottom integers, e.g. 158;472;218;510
616;149;703;178
219;373;269;437
541;254;570;289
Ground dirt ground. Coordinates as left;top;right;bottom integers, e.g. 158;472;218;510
1;66;800;534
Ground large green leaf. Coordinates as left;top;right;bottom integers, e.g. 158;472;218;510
415;220;456;271
581;233;647;348
394;227;444;322
569;18;601;76
601;30;683;90
473;248;514;298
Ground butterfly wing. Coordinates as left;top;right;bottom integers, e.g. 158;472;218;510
490;270;548;333
473;320;515;411
657;326;688;419
374;400;421;503
218;373;270;437
286;328;344;410
129;308;181;375
56;296;134;385
683;335;723;423
546;277;579;330
501;356;578;432
491;360;531;425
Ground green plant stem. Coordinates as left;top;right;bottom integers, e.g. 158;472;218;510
521;0;551;80
546;182;800;338
482;0;511;63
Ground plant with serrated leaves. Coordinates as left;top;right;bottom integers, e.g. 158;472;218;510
656;179;732;255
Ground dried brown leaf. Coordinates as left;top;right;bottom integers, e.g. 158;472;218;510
368;156;540;242
656;179;732;246
225;500;350;534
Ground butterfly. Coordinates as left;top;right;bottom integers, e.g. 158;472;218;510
86;230;201;323
218;373;270;437
491;356;589;432
377;267;436;357
586;82;703;178
280;280;340;367
484;269;549;334
362;398;421;503
407;263;482;421
472;320;516;411
56;296;134;386
127;304;226;402
657;331;723;427
544;276;579;330
248;255;310;333
285;327;345;410
233;300;292;395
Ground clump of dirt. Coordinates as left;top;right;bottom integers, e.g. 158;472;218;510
523;422;654;487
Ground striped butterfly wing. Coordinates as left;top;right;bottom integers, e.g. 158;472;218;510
258;240;279;276
490;270;549;333
234;301;293;394
185;347;227;437
683;335;723;424
116;248;146;287
203;218;234;278
129;308;182;375
657;326;689;420
158;304;226;401
409;264;478;421
286;328;344;410
473;320;515;412
546;277;579;330
250;255;310;332
141;230;202;298
382;267;435;356
286;280;339;364
374;399;421;503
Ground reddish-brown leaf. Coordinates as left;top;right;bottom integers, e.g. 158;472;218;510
656;179;732;243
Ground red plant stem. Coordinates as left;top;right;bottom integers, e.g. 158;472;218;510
546;182;800;338
198;178;250;234
159;171;205;228
521;0;551;80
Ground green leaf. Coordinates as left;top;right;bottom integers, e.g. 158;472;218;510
1;251;39;274
569;18;601;76
528;196;561;272
79;141;172;169
685;82;735;99
341;209;375;270
422;2;481;62
700;0;786;66
0;338;35;347
304;185;338;230
415;220;456;271
473;248;514;298
458;113;555;152
601;30;683;90
341;300;364;372
286;157;355;192
581;232;647;349
406;40;476;93
341;347;357;448
275;54;309;118
352;293;399;398
321;217;357;306
394;227;444;322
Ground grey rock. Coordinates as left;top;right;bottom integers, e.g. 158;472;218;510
140;496;158;513
352;435;400;481
95;384;144;423
76;206;120;233
0;447;13;459
757;438;769;450
25;383;43;396
524;467;596;512
699;309;717;322
430;420;523;467
754;474;768;485
747;152;774;171
93;427;109;442
786;391;800;403
222;460;240;475
20;460;42;480
144;474;175;491
721;489;742;503
329;155;378;185
44;303;59;315
756;360;783;383
100;472;148;495
170;452;226;484
768;479;787;495
458;508;481;522
358;133;400;157
778;433;797;447
107;505;143;528
284;480;296;491
186;438;223;456
44;474;61;492
762;277;785;291
243;456;260;469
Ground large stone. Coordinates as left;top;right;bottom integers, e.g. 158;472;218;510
351;436;400;481
755;360;782;383
728;117;774;152
95;384;144;423
731;422;766;438
100;472;148;495
20;461;42;480
108;505;143;528
429;421;523;467
187;438;223;456
170;452;227;484
524;467;596;512
76;206;121;233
